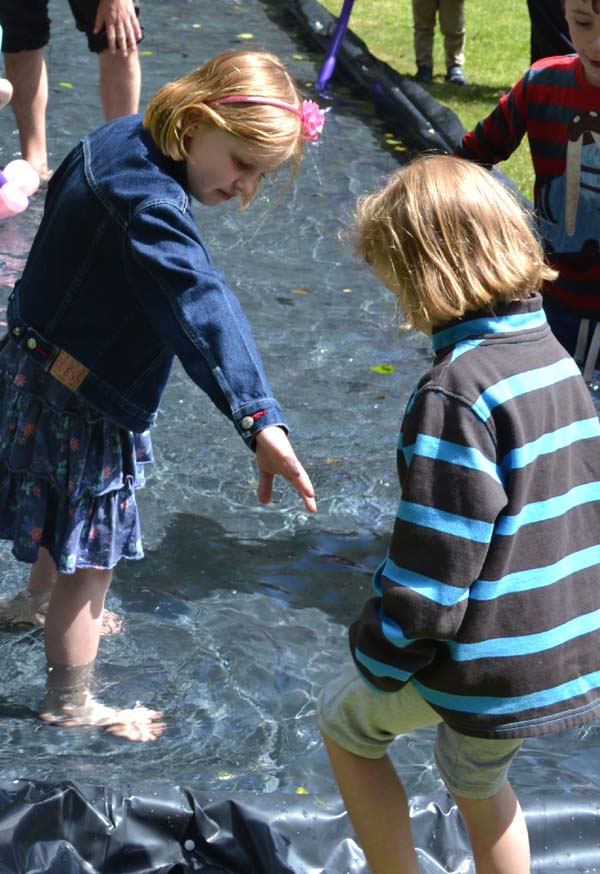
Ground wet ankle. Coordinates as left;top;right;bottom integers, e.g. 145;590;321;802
44;661;95;712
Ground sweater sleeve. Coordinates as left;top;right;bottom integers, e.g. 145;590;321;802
454;70;530;166
126;200;288;445
350;388;508;692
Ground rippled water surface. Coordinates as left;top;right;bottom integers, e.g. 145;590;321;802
0;0;598;819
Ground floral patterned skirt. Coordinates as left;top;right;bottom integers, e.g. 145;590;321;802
0;339;153;573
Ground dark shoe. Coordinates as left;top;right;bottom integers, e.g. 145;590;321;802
446;65;466;85
415;64;433;83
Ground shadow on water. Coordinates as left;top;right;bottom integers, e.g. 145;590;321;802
0;516;439;797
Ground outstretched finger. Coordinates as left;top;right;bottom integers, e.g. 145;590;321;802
288;463;317;513
257;469;274;505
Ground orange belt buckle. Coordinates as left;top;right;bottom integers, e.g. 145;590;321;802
49;349;89;392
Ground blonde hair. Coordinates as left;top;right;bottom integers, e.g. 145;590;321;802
144;50;304;206
355;155;557;333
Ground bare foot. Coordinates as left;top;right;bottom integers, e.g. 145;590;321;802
100;608;124;636
40;695;166;742
33;165;53;186
0;591;50;627
0;592;123;636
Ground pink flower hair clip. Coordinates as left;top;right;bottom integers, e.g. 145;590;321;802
207;95;326;142
299;99;326;141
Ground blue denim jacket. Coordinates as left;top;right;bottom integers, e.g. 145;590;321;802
6;115;287;443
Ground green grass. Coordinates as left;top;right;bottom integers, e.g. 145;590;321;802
318;0;535;196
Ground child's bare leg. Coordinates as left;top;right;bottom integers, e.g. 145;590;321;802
41;566;165;742
321;732;420;874
28;546;58;594
30;550;123;634
44;565;112;665
452;782;530;874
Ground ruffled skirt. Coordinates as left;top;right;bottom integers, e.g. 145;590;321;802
0;339;153;573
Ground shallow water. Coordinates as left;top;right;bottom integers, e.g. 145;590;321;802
0;0;599;825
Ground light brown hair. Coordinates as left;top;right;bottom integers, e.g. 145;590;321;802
144;50;304;206
354;155;557;333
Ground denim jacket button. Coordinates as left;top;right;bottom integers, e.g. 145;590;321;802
26;338;37;350
240;415;254;430
12;327;21;337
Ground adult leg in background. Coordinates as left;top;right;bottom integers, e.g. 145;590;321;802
412;0;437;72
439;0;465;69
2;48;50;179
0;0;50;174
439;0;465;83
77;0;143;119
98;48;140;119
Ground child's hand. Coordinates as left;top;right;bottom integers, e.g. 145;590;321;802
254;426;317;513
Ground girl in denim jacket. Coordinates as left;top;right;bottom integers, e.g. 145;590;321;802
0;50;323;741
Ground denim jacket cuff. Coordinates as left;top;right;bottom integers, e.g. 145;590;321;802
234;401;289;448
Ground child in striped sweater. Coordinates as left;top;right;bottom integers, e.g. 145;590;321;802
318;154;600;874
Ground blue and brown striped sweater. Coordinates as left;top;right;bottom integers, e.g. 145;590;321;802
350;294;600;738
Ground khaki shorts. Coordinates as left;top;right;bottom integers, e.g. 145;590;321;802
317;664;523;799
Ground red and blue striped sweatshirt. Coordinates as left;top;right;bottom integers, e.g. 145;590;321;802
455;55;600;320
350;294;600;738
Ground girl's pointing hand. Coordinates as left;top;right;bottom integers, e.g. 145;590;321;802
254;426;317;513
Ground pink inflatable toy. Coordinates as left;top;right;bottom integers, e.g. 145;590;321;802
0;159;40;219
0;76;11;111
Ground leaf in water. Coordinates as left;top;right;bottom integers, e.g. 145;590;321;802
371;364;395;374
291;287;310;295
295;785;309;795
192;23;202;28
58;82;73;89
141;50;153;55
342;287;352;293
236;32;254;39
293;54;305;60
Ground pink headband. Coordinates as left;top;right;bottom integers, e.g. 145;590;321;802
207;95;325;142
